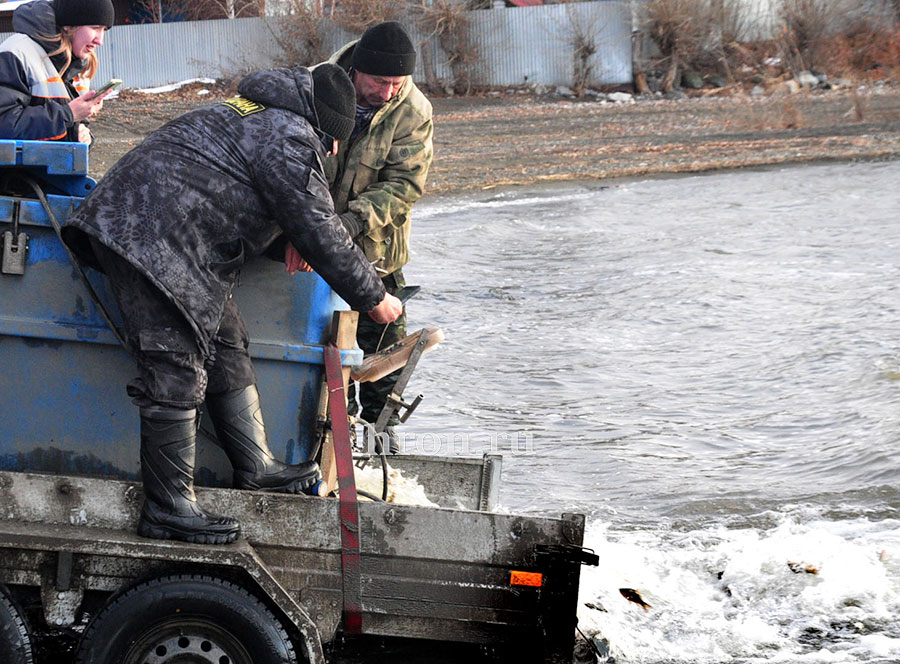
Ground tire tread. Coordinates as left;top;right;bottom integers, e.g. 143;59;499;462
0;585;33;664
74;573;297;664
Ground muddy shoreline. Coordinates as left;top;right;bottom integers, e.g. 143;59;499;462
89;84;900;195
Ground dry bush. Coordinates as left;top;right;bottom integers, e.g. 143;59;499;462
775;0;839;73
822;17;900;81
413;0;478;94
330;0;406;34
643;0;716;92
560;2;599;96
267;0;331;67
776;0;900;80
714;0;760;81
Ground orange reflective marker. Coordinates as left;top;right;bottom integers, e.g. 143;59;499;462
510;570;543;587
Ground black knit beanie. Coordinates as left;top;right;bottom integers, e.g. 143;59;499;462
54;0;115;28
352;21;416;77
312;64;356;143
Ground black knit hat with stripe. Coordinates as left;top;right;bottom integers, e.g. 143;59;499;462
54;0;115;28
312;64;356;142
352;21;416;76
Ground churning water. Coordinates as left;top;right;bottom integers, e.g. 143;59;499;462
401;160;900;663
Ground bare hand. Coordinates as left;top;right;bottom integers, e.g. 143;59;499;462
68;89;111;123
285;242;312;275
77;124;92;145
368;292;403;323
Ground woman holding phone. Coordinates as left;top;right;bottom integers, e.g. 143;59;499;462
0;0;115;144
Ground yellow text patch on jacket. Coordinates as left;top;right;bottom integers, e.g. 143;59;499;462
221;97;266;117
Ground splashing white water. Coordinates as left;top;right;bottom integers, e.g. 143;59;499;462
578;509;900;663
354;463;439;508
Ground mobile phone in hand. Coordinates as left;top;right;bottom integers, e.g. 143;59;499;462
94;78;122;96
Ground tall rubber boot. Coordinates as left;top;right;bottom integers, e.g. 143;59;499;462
138;406;240;545
205;385;321;493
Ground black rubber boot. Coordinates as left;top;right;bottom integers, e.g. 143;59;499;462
138;406;240;545
205;385;321;493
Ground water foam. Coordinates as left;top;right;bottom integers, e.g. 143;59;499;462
578;509;900;663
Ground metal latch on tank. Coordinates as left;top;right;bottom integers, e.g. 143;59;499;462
2;200;27;275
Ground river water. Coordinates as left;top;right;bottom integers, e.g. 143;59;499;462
400;160;900;663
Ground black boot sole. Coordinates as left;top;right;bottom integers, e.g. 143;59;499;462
234;468;322;494
137;519;240;545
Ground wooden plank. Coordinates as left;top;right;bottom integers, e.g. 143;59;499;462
317;310;359;496
350;327;444;383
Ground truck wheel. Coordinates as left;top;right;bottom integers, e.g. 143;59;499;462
0;585;33;664
74;574;297;664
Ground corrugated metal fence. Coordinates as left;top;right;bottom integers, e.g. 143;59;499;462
0;1;632;90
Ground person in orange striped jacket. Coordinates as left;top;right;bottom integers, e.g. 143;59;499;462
0;0;114;144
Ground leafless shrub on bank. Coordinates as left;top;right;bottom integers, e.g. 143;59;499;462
559;2;600;96
642;0;715;93
266;0;331;67
776;0;900;80
822;1;900;81
712;0;756;82
330;0;406;35
413;0;478;94
775;0;839;74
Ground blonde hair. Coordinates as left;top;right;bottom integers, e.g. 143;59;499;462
44;28;99;79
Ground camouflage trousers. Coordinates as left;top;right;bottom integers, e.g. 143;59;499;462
90;239;257;409
347;270;407;425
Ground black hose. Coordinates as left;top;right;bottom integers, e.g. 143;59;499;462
357;489;383;502
379;446;389;501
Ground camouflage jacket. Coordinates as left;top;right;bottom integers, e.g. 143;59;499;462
62;67;385;353
325;41;434;276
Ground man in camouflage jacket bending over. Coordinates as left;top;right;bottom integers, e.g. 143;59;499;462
62;65;402;545
325;21;434;453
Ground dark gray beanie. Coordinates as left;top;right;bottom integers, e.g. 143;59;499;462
312;64;356;142
54;0;115;27
352;21;416;77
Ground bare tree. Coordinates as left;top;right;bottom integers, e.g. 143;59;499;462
413;0;478;94
643;0;712;93
267;0;331;66
776;0;838;73
130;0;171;23
560;2;600;96
330;0;406;34
182;0;263;20
629;0;651;93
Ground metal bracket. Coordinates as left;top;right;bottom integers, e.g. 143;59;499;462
534;543;600;567
2;199;27;275
373;329;429;438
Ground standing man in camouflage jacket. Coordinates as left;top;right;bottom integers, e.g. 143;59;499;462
325;21;434;452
